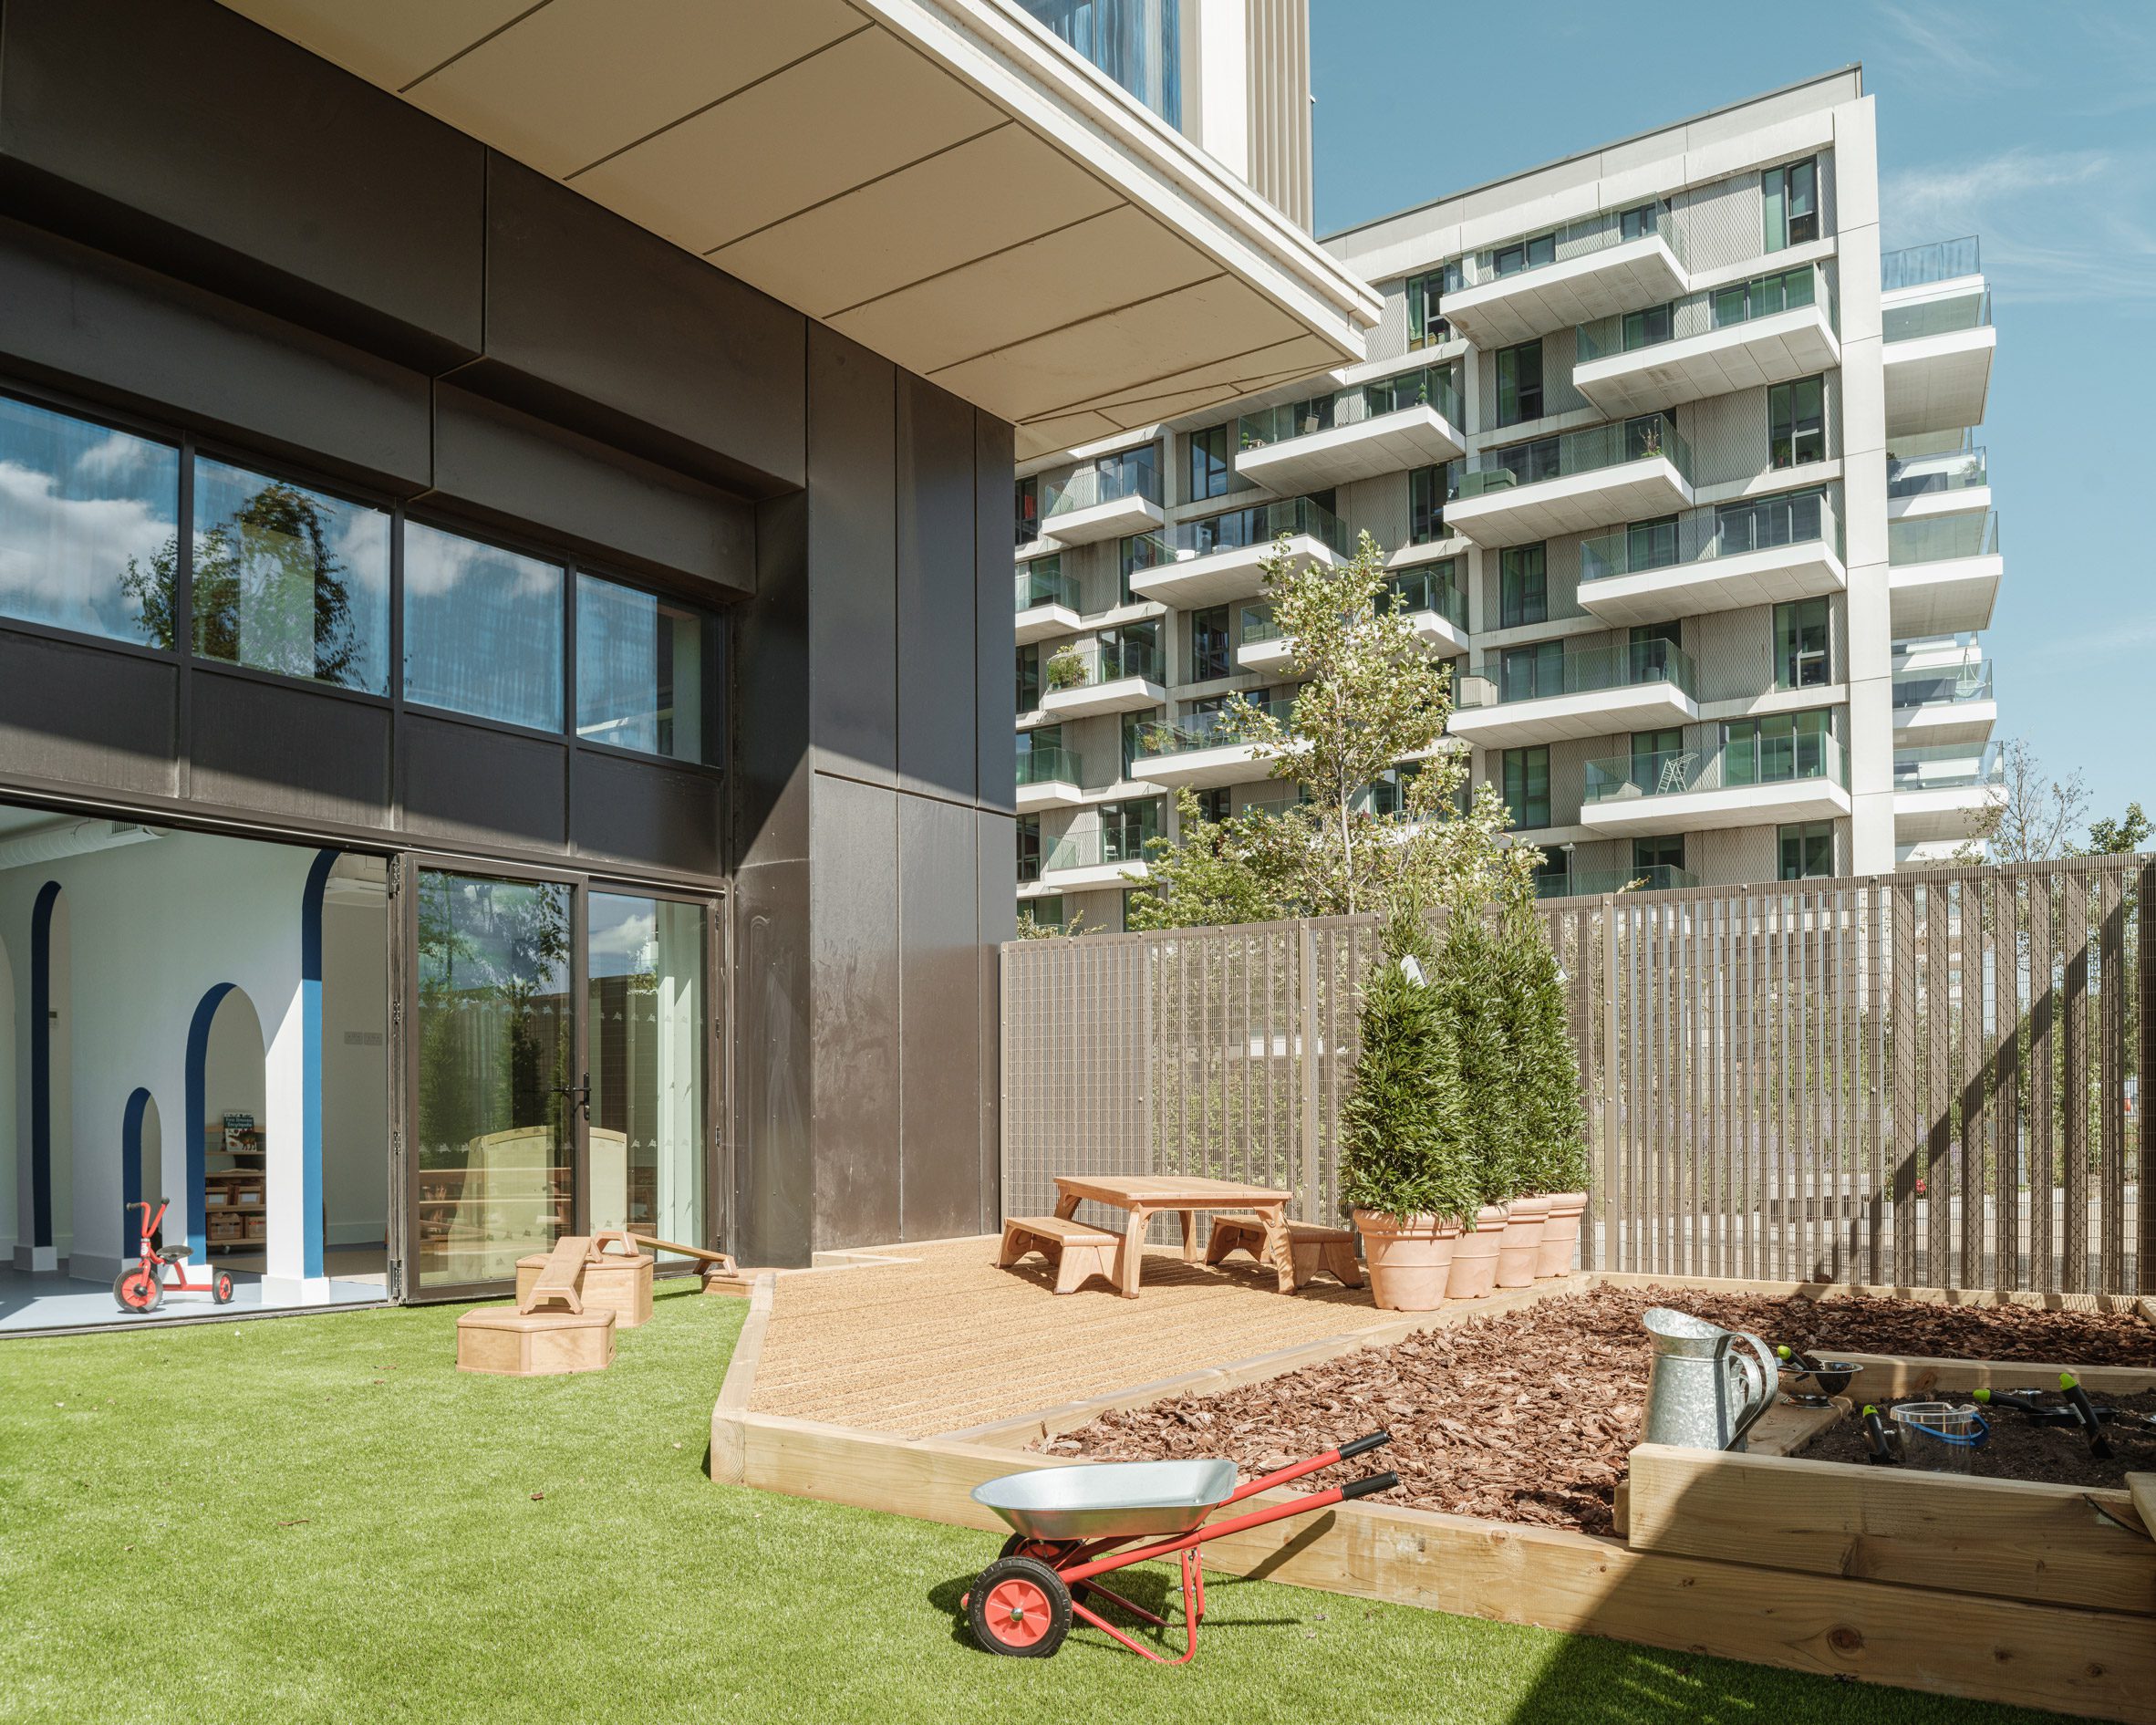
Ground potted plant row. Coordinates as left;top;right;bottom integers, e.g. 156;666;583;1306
1339;895;1590;1313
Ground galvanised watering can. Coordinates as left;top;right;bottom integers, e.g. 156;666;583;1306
1640;1307;1778;1451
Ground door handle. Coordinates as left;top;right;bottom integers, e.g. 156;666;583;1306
555;1075;591;1121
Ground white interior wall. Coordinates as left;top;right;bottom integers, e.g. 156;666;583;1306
204;992;267;1132
0;933;12;1256
48;898;70;1265
321;887;389;1246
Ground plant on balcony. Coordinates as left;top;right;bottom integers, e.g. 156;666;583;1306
1340;906;1475;1310
1044;643;1087;691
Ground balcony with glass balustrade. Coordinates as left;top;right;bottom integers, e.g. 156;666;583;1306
1126;695;1300;790
1891;658;1995;748
1572;262;1839;420
1888;508;2000;636
1038;632;1168;720
1581;733;1851;836
1575;489;1846;627
1438;203;1691;348
1448;638;1698;750
1124;496;1349;608
1892;742;2003;843
1446;412;1694;547
1536;862;1700;900
1881;238;1994;438
1033;447;1166;546
1887;442;1989;523
1231;363;1467;493
1235;565;1469;676
1014;556;1083;644
1014;743;1086;812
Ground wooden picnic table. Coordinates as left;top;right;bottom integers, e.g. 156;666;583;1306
1053;1174;1295;1299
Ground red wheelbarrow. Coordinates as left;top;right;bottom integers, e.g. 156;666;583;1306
962;1431;1395;1662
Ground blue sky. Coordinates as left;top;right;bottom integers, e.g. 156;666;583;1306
1311;1;2156;834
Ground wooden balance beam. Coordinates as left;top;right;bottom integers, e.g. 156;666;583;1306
617;1232;742;1289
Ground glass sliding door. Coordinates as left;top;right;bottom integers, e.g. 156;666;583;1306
586;893;708;1260
410;868;575;1293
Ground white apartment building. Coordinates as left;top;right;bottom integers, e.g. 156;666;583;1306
1011;65;2002;929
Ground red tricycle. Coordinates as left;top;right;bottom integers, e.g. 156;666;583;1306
113;1200;234;1313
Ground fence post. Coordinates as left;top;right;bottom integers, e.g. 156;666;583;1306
1601;895;1621;1273
1299;919;1321;1223
2140;858;2155;1294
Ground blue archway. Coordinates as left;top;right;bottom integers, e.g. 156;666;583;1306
299;848;340;1282
28;880;61;1254
183;982;238;1263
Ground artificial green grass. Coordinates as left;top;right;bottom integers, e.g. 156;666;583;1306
0;1286;2071;1725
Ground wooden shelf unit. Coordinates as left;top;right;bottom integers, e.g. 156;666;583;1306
204;1124;266;1252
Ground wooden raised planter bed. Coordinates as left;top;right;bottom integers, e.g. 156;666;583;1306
710;1271;2156;1720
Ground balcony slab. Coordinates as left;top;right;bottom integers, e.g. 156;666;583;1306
1446;455;1694;548
1040;676;1166;720
1038;493;1166;547
1448;681;1698;750
1574;306;1840;419
1888;554;2001;637
1129;532;1337;608
1233;404;1466;492
1578;540;1846;628
1443;235;1688;348
1582;777;1852;837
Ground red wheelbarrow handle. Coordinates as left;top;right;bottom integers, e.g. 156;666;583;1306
1221;1429;1392;1508
1059;1470;1399;1587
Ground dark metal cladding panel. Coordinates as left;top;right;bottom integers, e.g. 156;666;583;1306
976;807;1017;1231
432;386;754;599
398;712;567;851
732;857;814;1267
973;410;1017;815
898;793;982;1241
895;373;980;804
191;671;390;827
0;216;433;493
734;494;811;874
477;155;805;495
0;630;177;795
572;748;723;879
0;0;485;367
808;772;900;1251
805;327;897;787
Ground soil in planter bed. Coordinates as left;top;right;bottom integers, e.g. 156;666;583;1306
1036;1284;2155;1534
1796;1389;2156;1490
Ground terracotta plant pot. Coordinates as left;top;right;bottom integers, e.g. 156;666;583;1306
1443;1204;1511;1300
1495;1195;1550;1288
1351;1210;1460;1312
1535;1191;1588;1278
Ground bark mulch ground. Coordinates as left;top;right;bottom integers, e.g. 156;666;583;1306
1037;1284;2156;1534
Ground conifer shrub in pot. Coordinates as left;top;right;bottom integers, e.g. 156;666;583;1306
1436;899;1516;1298
1339;908;1476;1310
1497;891;1591;1277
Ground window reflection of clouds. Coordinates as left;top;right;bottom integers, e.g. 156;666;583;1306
0;395;178;644
587;901;658;976
403;519;564;731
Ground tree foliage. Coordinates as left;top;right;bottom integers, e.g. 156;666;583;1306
1498;891;1591;1195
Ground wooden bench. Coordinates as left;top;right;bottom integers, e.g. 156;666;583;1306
1205;1213;1363;1290
519;1235;593;1315
997;1215;1122;1295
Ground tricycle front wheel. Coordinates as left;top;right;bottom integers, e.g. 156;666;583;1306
114;1266;162;1313
968;1554;1070;1658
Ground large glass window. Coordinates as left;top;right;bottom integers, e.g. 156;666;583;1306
1405;265;1458;350
1409;463;1454;545
1500;746;1550;829
404;522;565;732
1119;531;1166;603
1500;639;1565;701
1494;340;1544;426
575;574;719;764
1500;544;1548;629
1101;798;1160;863
1763;157;1819;252
1015;474;1039;547
191;458;390;692
1634;834;1685;873
1774;598;1832;691
0;392;180;648
1188;605;1230;681
1779;820;1835;880
1017;0;1181;126
1187;422;1234;502
1018;816;1042;883
1725;709;1835;785
1768;377;1827;469
1492;231;1557;276
1017;642;1042;712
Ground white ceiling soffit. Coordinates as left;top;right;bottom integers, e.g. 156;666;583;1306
214;0;1379;462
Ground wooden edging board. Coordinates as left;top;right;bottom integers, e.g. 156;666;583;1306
1628;1441;2155;1616
711;1408;2156;1723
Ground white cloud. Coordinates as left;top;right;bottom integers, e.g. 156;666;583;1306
0;459;174;631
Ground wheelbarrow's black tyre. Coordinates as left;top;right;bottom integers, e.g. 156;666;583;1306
998;1533;1092;1605
968;1555;1071;1658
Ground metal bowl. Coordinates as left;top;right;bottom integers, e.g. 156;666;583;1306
972;1459;1239;1542
1779;1357;1862;1398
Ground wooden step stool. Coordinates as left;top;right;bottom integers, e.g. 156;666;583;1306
456;1306;616;1376
1205;1213;1363;1290
998;1215;1122;1295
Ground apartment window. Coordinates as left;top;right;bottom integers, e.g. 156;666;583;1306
1101;799;1161;864
1768;376;1826;469
1763;157;1819;252
1631;730;1684;782
0;391;180;649
1103;618;1161;682
1631;621;1682;683
1717;486;1826;555
1633;835;1685;874
1499;544;1548;629
1016;474;1040;547
1774;598;1832;691
1492;434;1561;489
1118;531;1166;603
1492;231;1556;277
1725;710;1835;785
1187;422;1234;502
1778;820;1835;881
1195;787;1230;824
576;573;720;764
1121;709;1160;776
404;521;565;733
1018;815;1042;884
1188;605;1230;681
1499;638;1564;702
1622;302;1675;350
1024;893;1065;931
1016;643;1041;712
1408;462;1455;545
1405;265;1459;349
1500;746;1550;829
1493;339;1544;426
1618;203;1659;242
1625;515;1680;572
192;455;392;695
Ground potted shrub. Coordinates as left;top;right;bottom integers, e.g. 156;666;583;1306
1432;899;1514;1299
1506;894;1591;1277
1339;908;1475;1310
1045;643;1087;691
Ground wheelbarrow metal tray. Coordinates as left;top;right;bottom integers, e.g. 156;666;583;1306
973;1459;1239;1541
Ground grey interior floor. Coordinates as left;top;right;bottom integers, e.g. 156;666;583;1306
0;1252;388;1332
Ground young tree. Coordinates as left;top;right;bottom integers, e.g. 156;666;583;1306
1338;908;1475;1221
1956;738;2087;863
1498;888;1590;1195
1125;787;1291;930
1433;895;1519;1211
2075;801;2151;857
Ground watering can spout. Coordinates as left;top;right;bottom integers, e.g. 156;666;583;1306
1641;1308;1778;1451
